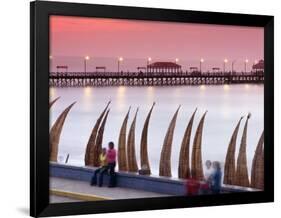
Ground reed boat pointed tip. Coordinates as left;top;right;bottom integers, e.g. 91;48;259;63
176;105;181;112
53;96;61;101
126;107;131;116
132;108;139;120
247;112;251;119
64;102;77;110
49;96;61;108
191;109;198;118
201;110;208;119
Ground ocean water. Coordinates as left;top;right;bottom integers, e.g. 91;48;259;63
50;84;264;178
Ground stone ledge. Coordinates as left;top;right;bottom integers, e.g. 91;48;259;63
50;162;260;195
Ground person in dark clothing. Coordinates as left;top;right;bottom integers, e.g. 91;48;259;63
98;142;117;187
210;161;222;194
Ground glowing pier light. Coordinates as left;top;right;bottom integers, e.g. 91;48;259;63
118;57;123;73
200;58;204;72
200;85;206;91
244;59;249;73
84;56;90;73
223;58;228;73
223;84;230;91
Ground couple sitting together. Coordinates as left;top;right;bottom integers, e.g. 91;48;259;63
90;141;117;187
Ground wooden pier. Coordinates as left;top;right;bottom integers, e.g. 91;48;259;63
49;71;264;87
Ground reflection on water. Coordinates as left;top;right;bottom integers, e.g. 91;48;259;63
200;85;206;91
83;87;92;97
50;84;264;178
50;87;56;97
223;84;230;91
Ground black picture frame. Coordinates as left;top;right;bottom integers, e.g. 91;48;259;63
30;1;274;217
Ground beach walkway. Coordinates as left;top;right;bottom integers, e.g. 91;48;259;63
50;177;170;203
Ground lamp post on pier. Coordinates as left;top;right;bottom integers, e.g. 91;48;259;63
49;55;53;72
231;60;236;75
147;57;152;66
244;59;249;73
200;58;204;73
84;56;90;74
223;58;228;73
147;57;152;73
118;57;123;73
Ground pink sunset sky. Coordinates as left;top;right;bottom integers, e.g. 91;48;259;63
50;15;264;72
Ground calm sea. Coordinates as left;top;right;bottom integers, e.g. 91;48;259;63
50;84;264;178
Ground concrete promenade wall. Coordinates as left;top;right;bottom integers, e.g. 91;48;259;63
50;162;258;195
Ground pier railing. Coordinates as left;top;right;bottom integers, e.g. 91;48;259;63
49;71;264;87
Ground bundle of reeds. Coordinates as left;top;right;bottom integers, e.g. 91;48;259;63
159;106;181;177
223;117;243;185
84;101;110;166
140;103;155;175
127;108;139;172
251;131;264;189
178;108;197;179
50;102;76;162
191;111;207;180
235;113;251;187
118;107;131;171
92;109;110;167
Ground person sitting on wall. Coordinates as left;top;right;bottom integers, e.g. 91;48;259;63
90;148;107;186
209;161;222;194
200;160;213;194
98;142;117;187
186;170;200;196
204;160;213;181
